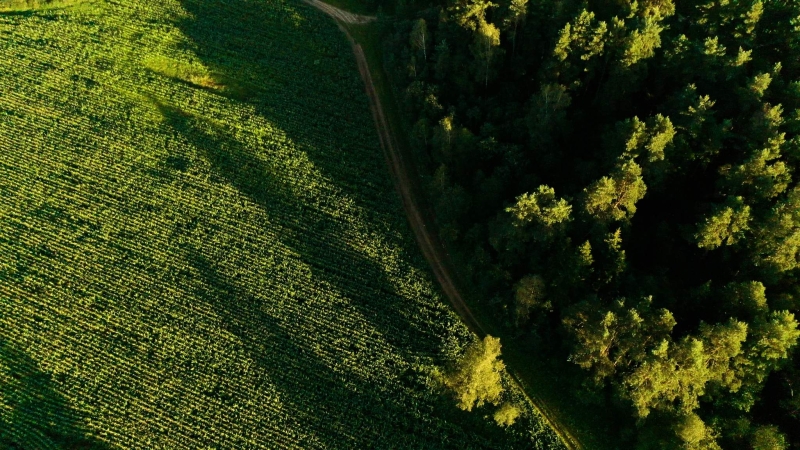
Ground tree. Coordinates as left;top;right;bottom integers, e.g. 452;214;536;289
471;19;501;87
623;320;748;419
584;159;647;223
673;413;721;450
739;311;800;382
721;135;791;201
695;196;751;250
552;9;609;89
410;18;428;60
563;297;676;384
751;425;788;450
615;114;676;165
443;335;506;411
493;402;521;427
619;18;668;68
721;281;768;319
433;113;455;159
449;0;496;31
503;0;527;56
514;274;549;320
527;83;571;146
506;185;572;230
752;186;800;274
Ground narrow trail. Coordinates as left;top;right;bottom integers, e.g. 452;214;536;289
305;2;585;449
303;0;485;337
302;0;375;24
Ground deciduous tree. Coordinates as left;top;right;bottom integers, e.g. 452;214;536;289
444;335;507;411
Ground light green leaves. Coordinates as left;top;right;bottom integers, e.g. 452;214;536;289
584;159;647;223
507;185;572;228
696;196;752;249
443;336;507;411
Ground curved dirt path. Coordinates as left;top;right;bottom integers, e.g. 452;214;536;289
302;0;375;24
305;2;585;450
353;42;487;336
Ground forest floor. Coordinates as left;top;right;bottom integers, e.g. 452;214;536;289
304;1;593;449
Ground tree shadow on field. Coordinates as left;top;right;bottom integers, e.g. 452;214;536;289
155;102;521;448
169;0;455;367
153;98;437;355
173;0;401;220
187;248;535;449
150;0;536;446
0;339;111;450
188;250;437;448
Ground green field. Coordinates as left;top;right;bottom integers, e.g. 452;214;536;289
0;0;562;448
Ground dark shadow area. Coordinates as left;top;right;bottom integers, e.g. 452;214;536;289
174;0;397;220
145;0;547;446
153;98;442;354
0;339;111;450
151;99;535;447
188;249;527;448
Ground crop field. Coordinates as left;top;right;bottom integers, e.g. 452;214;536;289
0;0;561;448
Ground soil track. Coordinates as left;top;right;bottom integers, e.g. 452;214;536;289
351;40;487;335
304;2;585;449
302;0;375;24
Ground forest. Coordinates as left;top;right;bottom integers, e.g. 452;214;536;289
382;0;800;447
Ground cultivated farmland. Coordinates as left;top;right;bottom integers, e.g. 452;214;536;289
0;0;561;448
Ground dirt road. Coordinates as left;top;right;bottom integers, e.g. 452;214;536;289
303;0;486;336
350;47;488;336
302;0;375;24
304;2;585;449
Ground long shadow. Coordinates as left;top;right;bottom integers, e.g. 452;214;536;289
150;0;549;447
154;99;441;354
188;250;531;449
0;339;111;450
152;101;538;447
168;0;460;359
174;0;410;238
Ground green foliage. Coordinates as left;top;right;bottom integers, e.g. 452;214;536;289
695;196;751;249
493;402;522;427
564;297;675;384
0;0;86;12
553;10;607;64
751;425;788;450
507;185;572;229
752;186;800;273
514;274;550;319
444;336;507;411
449;0;495;31
673;413;720;450
385;0;800;445
623;320;748;418
584;159;647;223
722;281;768;319
471;19;501;86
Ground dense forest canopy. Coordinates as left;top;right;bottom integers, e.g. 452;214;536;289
383;0;800;447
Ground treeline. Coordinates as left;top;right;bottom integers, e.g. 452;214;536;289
382;0;800;447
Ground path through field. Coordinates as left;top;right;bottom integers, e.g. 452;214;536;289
304;2;586;449
331;25;486;336
301;0;485;336
302;0;375;23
